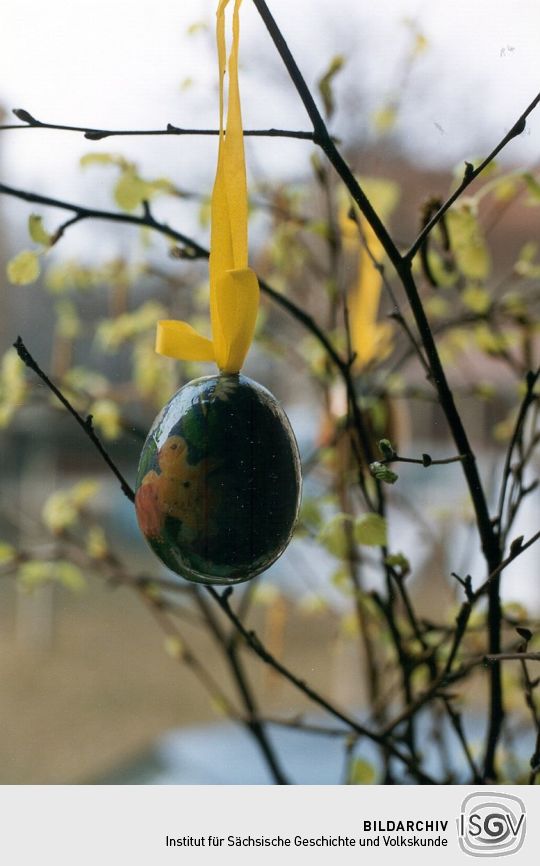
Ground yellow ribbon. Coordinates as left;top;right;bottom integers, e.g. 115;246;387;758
156;0;259;374
339;178;399;370
349;220;394;370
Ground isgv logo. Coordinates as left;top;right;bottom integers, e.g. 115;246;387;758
457;792;526;857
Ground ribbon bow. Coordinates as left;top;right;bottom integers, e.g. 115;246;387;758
156;0;259;374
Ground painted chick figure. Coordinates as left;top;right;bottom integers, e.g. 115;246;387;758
135;435;212;541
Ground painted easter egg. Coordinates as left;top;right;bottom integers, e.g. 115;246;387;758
135;373;302;585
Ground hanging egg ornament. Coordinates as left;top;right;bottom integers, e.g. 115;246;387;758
136;0;302;584
135;373;301;585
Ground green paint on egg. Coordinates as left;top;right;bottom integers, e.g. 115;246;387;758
135;373;302;585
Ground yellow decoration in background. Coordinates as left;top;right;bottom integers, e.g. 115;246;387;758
340;178;399;370
156;0;259;374
350;220;393;369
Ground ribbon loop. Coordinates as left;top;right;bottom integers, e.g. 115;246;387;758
155;321;215;362
157;0;259;374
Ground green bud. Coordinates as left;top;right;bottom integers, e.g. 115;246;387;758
369;461;398;485
378;438;395;459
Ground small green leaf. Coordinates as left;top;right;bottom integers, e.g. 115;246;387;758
63;366;108;397
186;20;208;35
522;172;540;203
252;584;281;606
298;497;323;530
385;552;410;574
28;214;53;246
493;410;516;442
354;513;388;547
42;492;78;534
474;324;508;354
331;566;350;592
56;562;86;592
372;104;397;135
501;292;528;319
71;479;101;507
369;461;399;485
7;250;40;285
474;381;496;401
447;205;491;280
355;176;401;220
0;349;27;428
501;601;529;620
17;560;85;593
164;635;184;660
211;696;229;717
518;241;538;263
317;54;345;119
80;152;128;169
318;513;353;558
385;373;405;395
309;219;331;239
198;195;212;228
97;300;167;350
492;174;520;202
145;177;176;196
298;594;328;614
17;561;52;591
114;169;149;212
0;541;16;565
86;526;108;560
340;611;359;637
412;33;428;55
90;399;122;440
310;153;327;185
462;285;491;314
42;480;100;535
349;757;376;784
55;300;81;339
424;295;451;318
424;250;458;288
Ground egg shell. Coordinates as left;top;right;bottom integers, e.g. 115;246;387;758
135;373;302;585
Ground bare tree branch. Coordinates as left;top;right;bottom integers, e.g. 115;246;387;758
4;109;315;141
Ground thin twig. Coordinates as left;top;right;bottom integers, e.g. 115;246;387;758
207;586;436;783
472;530;540;601
384;452;466;468
496;368;540;532
13;336;135;502
4;110;315;141
441;697;482;783
191;588;289;784
485;652;540;662
406;91;540;261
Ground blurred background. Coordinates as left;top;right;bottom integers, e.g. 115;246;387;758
0;0;539;784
